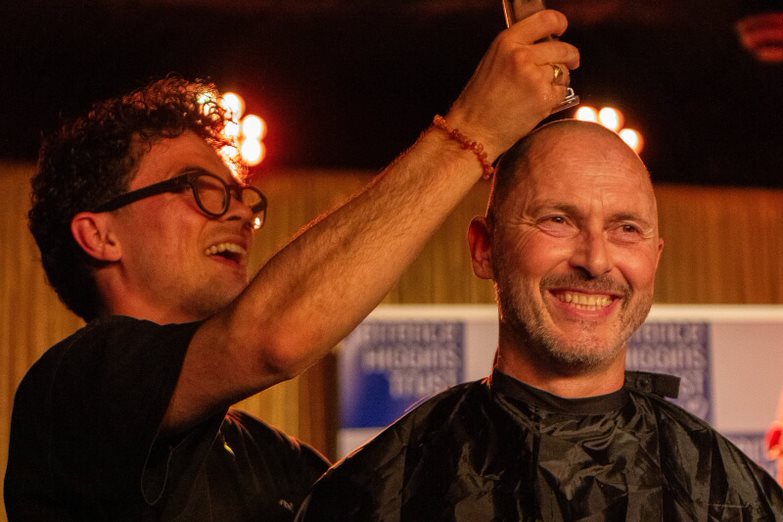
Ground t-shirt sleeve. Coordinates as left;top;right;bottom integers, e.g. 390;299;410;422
46;317;201;506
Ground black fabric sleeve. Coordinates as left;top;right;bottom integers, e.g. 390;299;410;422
45;317;201;513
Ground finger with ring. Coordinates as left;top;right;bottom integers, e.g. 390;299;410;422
552;64;564;83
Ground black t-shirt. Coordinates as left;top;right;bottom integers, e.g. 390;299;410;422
5;316;329;521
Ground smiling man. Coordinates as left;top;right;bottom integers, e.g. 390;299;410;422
473;120;662;398
297;121;783;521
5;9;582;520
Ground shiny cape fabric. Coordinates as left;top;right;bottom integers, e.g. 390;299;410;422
299;371;783;521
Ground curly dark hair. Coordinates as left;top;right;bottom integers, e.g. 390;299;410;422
29;75;238;321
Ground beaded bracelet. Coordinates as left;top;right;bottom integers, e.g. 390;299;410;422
432;114;495;180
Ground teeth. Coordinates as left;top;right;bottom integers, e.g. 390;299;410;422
204;242;246;257
557;291;612;309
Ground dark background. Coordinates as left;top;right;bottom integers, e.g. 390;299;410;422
2;0;781;187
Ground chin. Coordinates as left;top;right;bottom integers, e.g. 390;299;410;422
534;327;625;372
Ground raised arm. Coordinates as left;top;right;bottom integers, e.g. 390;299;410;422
163;10;580;432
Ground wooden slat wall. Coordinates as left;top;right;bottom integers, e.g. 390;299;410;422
2;163;782;518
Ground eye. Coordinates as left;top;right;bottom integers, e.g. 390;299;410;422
536;215;577;238
621;223;640;234
610;222;645;243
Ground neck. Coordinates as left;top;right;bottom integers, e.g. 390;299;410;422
99;283;203;325
101;298;199;325
494;341;627;399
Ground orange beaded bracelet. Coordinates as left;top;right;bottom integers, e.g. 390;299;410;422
432;114;495;179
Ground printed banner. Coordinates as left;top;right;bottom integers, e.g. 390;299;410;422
339;320;465;429
627;321;712;422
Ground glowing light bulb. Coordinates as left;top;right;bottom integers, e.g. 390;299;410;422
619;128;644;154
240;139;265;166
221;92;245;120
598;107;624;132
241;114;267;140
574;106;599;123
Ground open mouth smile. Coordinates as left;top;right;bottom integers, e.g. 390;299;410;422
552;290;616;311
204;242;247;265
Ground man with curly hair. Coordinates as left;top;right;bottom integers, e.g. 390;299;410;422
4;10;579;521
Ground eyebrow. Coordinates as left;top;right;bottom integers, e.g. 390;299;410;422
179;166;243;186
178;166;212;177
528;202;580;216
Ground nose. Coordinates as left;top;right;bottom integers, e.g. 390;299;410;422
569;230;613;278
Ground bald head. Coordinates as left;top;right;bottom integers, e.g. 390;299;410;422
488;120;654;227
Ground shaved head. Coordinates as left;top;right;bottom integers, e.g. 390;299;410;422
487;120;653;228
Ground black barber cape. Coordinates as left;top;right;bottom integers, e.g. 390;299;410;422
298;371;783;521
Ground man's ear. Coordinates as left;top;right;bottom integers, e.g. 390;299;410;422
467;216;494;280
71;212;122;262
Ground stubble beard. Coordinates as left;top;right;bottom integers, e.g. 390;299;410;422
495;273;654;374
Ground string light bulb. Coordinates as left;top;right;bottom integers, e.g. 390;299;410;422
574;104;644;154
241;114;267;141
618;128;644;154
221;92;245;120
574;106;599;123
598;107;624;132
207;91;269;172
240;138;266;167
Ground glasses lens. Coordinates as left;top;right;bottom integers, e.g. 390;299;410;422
241;188;265;213
193;174;229;216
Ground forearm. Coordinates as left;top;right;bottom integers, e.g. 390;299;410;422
232;125;487;375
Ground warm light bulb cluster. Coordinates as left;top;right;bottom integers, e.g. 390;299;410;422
195;88;268;179
207;92;266;173
574;105;644;154
220;92;267;168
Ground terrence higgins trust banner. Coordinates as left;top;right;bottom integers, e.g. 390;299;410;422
336;304;783;481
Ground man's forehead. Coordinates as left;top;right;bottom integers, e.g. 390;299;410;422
132;132;233;184
520;128;651;190
505;138;657;220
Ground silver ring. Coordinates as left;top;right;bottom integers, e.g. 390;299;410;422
552;64;564;84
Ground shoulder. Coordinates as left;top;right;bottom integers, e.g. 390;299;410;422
628;387;783;513
25;317;199;375
344;379;487;463
15;317;201;411
297;380;490;520
11;316;205;457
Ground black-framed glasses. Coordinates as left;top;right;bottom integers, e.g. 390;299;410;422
91;170;268;230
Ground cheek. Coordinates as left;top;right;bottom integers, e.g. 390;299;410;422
617;247;660;289
498;237;569;289
520;236;574;275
